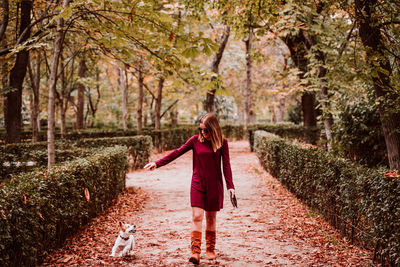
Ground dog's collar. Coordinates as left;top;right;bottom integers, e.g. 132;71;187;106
119;235;130;241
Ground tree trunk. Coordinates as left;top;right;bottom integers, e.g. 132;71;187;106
143;96;148;127
76;58;87;130
137;65;144;134
205;25;230;113
5;0;32;143
1;39;8;115
0;0;9;42
59;54;66;137
86;68;100;128
120;67;128;130
282;32;317;131
170;106;178;127
319;69;333;150
155;77;164;130
244;27;255;126
28;51;40;142
355;0;400;169
273;94;286;123
150;96;155;126
301;92;317;127
48;0;69;167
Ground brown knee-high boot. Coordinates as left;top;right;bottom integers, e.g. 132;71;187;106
189;231;201;264
206;230;216;260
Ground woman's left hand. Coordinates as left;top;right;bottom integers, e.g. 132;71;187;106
228;188;235;196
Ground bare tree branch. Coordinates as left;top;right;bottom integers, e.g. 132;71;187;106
160;99;178;119
0;0;9;42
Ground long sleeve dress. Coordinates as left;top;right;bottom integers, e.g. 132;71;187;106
155;135;235;211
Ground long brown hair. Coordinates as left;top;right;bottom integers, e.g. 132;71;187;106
198;113;223;152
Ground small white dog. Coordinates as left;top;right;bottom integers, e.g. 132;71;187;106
110;222;136;257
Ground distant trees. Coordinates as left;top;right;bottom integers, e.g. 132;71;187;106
1;0;400;169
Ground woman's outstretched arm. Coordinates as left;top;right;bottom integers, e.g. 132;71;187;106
144;135;196;170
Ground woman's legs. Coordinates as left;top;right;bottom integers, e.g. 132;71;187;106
205;211;217;260
191;207;204;231
189;207;204;264
205;211;217;231
191;208;217;232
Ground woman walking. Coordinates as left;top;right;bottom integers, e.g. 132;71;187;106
144;113;235;264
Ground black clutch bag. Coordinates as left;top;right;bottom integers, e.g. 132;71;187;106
230;191;238;208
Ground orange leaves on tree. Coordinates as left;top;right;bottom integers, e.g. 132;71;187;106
384;169;398;180
169;32;175;42
129;7;136;21
84;188;90;202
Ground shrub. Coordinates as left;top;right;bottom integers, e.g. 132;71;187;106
0;146;93;179
0;146;128;266
332;99;387;167
221;125;246;140
2;124;249;145
248;123;320;151
254;130;400;265
73;135;152;169
150;126;197;152
150;125;247;152
0;128;140;142
0;136;152;179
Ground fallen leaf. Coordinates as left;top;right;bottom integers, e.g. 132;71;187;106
84;188;90;202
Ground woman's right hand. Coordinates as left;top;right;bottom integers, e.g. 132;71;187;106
144;162;157;171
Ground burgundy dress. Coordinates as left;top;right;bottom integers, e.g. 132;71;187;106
155;135;235;211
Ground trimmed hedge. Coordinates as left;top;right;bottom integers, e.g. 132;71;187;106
0;129;140;142
1;124;248;143
0;148;93;179
0;135;152;179
151;126;197;152
73;135;152;169
254;130;400;265
0;146;128;266
221;125;247;140
249;123;320;151
151;125;247;152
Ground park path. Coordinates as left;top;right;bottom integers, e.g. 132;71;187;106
42;140;374;266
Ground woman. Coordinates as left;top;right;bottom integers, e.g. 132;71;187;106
144;113;235;264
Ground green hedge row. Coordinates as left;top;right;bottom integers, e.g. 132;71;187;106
73;136;152;170
254;130;400;265
150;125;247;151
0;128;140;142
249;123;320;151
0;136;152;179
0;146;128;266
151;126;197;152
0;148;94;179
1;124;247;143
